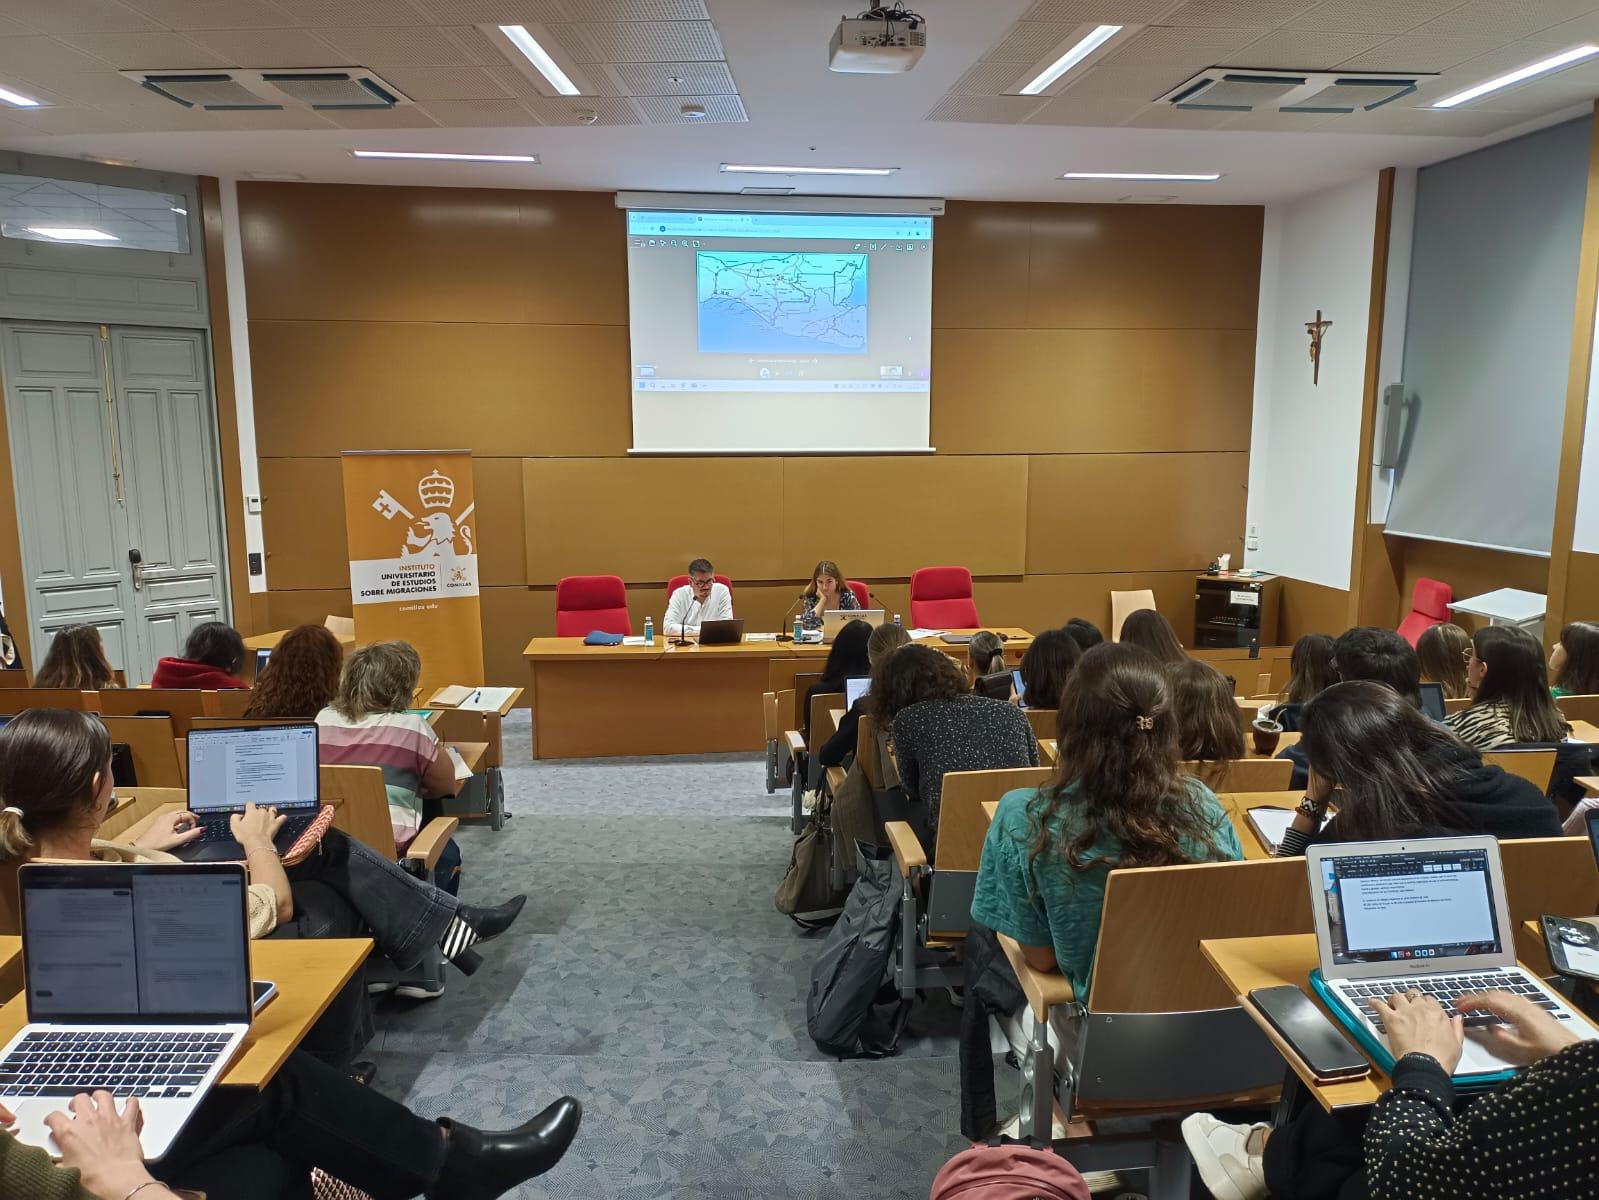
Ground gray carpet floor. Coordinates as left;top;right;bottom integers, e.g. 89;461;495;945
369;711;971;1198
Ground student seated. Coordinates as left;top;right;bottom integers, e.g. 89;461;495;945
798;558;860;632
150;621;249;690
5;1046;580;1200
801;618;871;741
1185;987;1597;1200
244;623;342;719
1445;625;1569;751
1014;628;1080;711
1166;659;1245;786
1117;609;1186;667
1273;680;1560;858
316;641;464;894
1266;632;1336;731
817;623;910;769
875;643;1036;849
664;556;732;638
0;709;525;982
31;624;116;690
1549;619;1599;697
1061;617;1104;653
1416;621;1470;699
966;630;1012;699
971;642;1241;999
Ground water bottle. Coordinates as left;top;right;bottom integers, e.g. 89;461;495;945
893;613;902;628
644;616;654;646
793;610;804;642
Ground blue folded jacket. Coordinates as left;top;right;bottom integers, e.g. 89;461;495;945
584;631;625;646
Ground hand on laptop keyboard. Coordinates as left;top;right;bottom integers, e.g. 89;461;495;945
1367;990;1464;1074
1454;990;1586;1068
133;810;202;853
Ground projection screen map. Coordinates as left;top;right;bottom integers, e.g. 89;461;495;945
696;251;868;354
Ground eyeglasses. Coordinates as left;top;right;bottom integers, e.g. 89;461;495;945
1462;647;1477;664
690;576;714;588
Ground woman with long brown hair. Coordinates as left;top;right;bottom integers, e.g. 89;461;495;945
1117;608;1186;667
1167;658;1246;785
1446;625;1569;749
798;559;860;632
245;623;343;719
1416;622;1470;700
32;624;116;690
972;642;1241;994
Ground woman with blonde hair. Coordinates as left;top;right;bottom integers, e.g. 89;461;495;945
798;559;861;632
1416;622;1470;700
32;624;116;690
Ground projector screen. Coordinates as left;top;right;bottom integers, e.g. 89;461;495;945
625;207;934;453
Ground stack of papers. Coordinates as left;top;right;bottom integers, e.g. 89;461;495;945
746;632;780;642
430;685;519;712
906;629;946;641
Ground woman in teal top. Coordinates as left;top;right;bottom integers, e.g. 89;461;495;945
972;641;1243;996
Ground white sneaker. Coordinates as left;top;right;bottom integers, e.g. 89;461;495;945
1181;1113;1268;1200
394;981;445;1000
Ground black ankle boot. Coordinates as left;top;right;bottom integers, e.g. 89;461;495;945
426;1097;582;1200
458;895;526;943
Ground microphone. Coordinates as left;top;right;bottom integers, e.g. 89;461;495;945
777;593;808;642
674;587;696;647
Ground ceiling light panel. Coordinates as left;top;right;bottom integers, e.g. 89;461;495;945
0;83;40;107
28;226;117;240
1432;44;1599;108
721;163;899;176
351;149;538;161
1062;171;1221;180
498;23;581;94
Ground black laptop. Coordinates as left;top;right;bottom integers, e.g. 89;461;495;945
173;724;321;862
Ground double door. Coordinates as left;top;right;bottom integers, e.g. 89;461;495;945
2;321;229;684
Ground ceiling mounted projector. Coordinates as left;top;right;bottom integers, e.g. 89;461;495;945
830;5;926;74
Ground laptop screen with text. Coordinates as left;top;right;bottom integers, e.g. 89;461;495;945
845;677;870;710
1320;846;1502;967
187;725;317;813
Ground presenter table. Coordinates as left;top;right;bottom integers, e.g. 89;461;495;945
523;629;1034;759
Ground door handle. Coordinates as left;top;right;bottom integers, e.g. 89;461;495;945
128;548;143;592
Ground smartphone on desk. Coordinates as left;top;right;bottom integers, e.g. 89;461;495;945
1249;985;1369;1081
1542;916;1599;984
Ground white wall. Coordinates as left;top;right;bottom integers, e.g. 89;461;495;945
1244;174;1380;592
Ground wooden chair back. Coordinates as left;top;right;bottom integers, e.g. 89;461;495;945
1483;748;1558;791
1088;857;1314;1013
855;713;886;790
318;764;396;858
1024;709;1057;743
1184;757;1294;792
1110;589;1157;642
1502;836;1599;974
790;673;821;730
101;715;183;788
97;689;214;736
324;615;355;639
209;689;252;719
934;767;1052;873
0;689;98;715
1556;694;1599;724
806;692;843;754
0;671;29;689
1254;672;1273;697
1444;696;1471;715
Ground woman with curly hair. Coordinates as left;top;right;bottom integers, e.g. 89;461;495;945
972;642;1241;995
245;624;343;719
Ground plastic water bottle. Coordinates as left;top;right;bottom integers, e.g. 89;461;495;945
893;613;902;628
644;616;654;646
793;610;804;642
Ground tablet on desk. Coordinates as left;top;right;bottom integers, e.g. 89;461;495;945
845;676;870;710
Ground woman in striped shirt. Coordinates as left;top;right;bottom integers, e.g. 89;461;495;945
1444;625;1568;751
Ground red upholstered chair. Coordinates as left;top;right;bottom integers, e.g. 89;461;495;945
666;574;734;607
847;580;870;609
909;566;980;628
555;575;632;637
1397;577;1453;647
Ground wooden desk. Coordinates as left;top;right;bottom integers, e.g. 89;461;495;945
1571;720;1599;744
1218;792;1300;861
1201;934;1387;1112
425;688;522;831
0;938;370;1090
448;741;488;775
524;630;1035;759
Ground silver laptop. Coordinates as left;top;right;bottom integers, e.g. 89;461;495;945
1308;836;1595;1080
845;676;871;710
0;863;252;1158
175;724;321;862
821;608;885;643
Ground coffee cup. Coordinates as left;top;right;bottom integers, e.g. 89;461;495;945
1251;716;1283;755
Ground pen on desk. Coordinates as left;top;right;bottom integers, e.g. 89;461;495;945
466;688;481;706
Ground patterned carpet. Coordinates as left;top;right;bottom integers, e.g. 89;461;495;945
369;712;971;1199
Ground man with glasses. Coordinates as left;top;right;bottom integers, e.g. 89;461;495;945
664;557;733;638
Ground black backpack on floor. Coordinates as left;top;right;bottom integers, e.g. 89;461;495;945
805;842;911;1059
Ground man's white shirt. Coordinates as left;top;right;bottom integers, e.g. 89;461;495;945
664;582;734;635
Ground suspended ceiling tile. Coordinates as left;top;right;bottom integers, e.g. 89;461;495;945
982;22;1078;63
562;0;709;17
376;65;516;99
119;0;300;29
406;0;569;20
608;60;734;95
415;96;539;124
559;20;723;62
948;59;1030;96
924;94;1049;122
1232;27;1388;68
1286;0;1465;34
312;25;477;66
0;36;128;74
519;93;640;122
21;70;163;105
1161;0;1322;27
319;103;440;126
1338;30;1508;71
59;31;235;68
268;0;432;26
1023;0;1184;20
1;106;139;134
1367;105;1545;134
633;91;742;122
1217;107;1340;129
439;24;515;65
1101;24;1266;68
1024;93;1149;123
1121;102;1236;126
1417;0;1599;41
1056;61;1200;99
22;0;165;36
182;27;346;66
211;106;338;128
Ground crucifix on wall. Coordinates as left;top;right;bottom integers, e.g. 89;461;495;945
1305;309;1333;385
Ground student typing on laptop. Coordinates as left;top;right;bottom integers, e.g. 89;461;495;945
0;710;526;988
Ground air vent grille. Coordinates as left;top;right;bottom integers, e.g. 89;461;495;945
1163;68;1430;114
122;68;413;112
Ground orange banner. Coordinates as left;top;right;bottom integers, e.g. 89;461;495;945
341;450;484;695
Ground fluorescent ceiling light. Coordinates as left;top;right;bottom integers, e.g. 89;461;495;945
1062;171;1221;182
28;227;117;241
1020;24;1122;95
351;150;538;163
1432;44;1599;108
498;24;580;96
170;206;187;215
0;83;39;107
720;163;898;176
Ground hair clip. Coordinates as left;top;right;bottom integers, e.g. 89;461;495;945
1134;715;1155;731
1;807;22;818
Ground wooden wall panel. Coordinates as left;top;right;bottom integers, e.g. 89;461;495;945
522;457;785;584
930;201;1032;329
933;329;1254;454
1357;523;1404;628
1562;551;1599;624
1026;452;1248;574
241;184;627;326
474;457;526;587
250;321;631;459
975;571;1206;643
1278;578;1352;643
778;455;1027;579
259;457;345;591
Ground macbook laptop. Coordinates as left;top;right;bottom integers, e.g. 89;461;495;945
821;609;885;643
1419;681;1447;722
697;618;745;646
845;676;871;710
1307;836;1595;1084
174;724;320;862
0;863;252;1158
254;647;272;676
